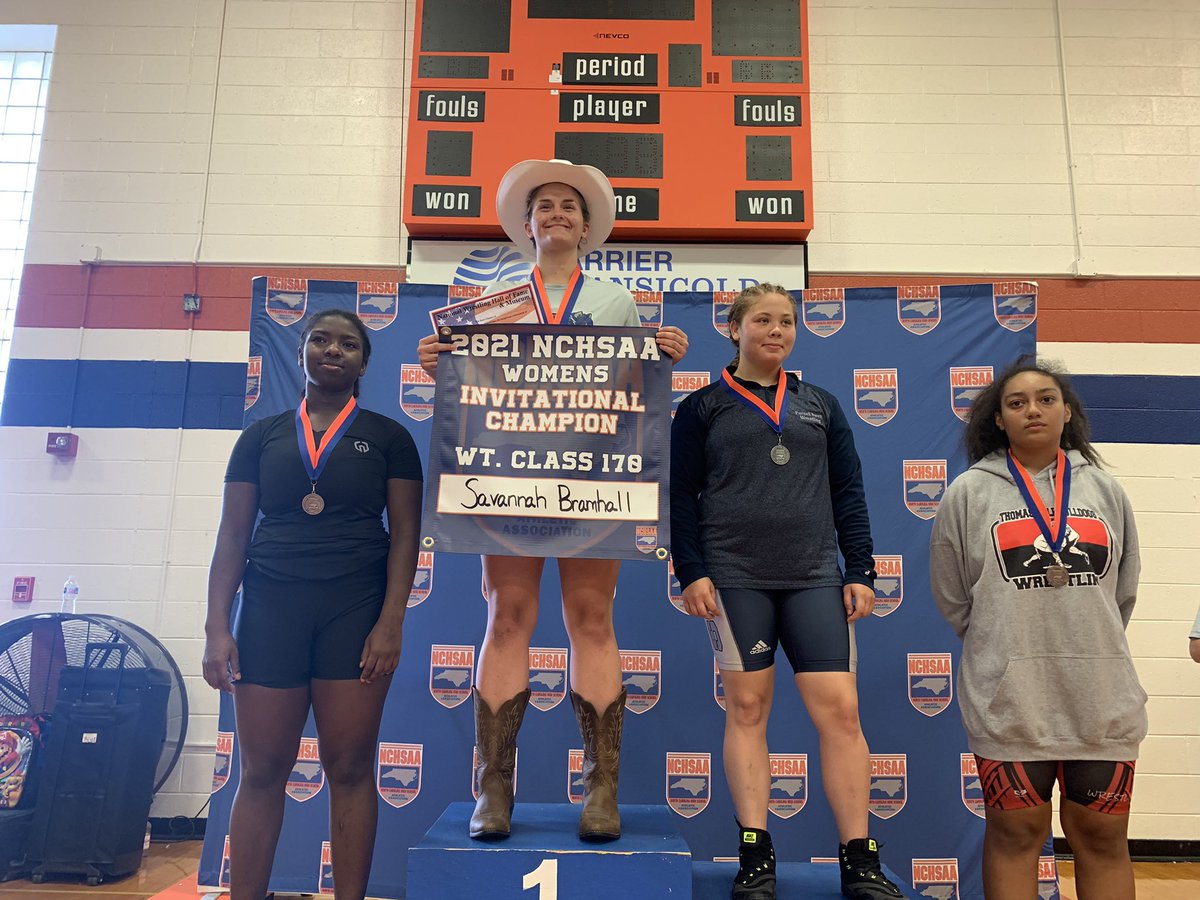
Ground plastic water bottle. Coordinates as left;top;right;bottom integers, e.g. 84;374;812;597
60;576;79;613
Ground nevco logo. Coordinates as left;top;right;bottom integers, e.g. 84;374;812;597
417;91;485;122
594;32;630;39
564;53;657;85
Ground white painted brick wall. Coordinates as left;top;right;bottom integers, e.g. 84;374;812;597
809;0;1200;276
0;0;1196;839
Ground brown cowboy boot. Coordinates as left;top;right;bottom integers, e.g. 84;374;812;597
570;688;626;842
469;687;530;840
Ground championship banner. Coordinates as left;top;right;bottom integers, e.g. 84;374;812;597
421;324;672;560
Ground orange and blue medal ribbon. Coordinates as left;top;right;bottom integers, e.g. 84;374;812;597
531;265;585;325
1006;448;1072;576
295;396;359;512
720;368;791;463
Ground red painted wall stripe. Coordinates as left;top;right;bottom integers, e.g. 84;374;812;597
15;264;404;331
15;263;1200;343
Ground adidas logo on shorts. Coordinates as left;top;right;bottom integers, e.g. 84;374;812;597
750;640;771;655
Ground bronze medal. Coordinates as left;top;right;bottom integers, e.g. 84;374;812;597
1046;564;1069;588
770;443;790;466
302;491;325;516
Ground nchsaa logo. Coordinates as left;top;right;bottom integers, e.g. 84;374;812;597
211;731;233;793
265;276;307;326
869;753;907;819
768;753;807;819
666;752;711;817
635;525;658;554
903;459;947;520
377;742;422;808
620;649;661;714
667;557;685;613
528;647;568;711
950;366;993;422
672;371;710;417
567;748;584;804
408;550;434;607
801;288;845;338
908;653;953;717
896;285;941;335
872;555;903;617
400;365;436;422
993;281;1037;332
1038;856;1061;900
244;357;261;411
319;840;334;895
634;290;663;327
712;291;737;337
961;753;985;818
429;644;474;708
286;736;324;802
357;280;398;331
714;659;726;711
912;858;959;900
854;369;898;426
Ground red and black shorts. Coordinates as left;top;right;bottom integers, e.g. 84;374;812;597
974;756;1135;815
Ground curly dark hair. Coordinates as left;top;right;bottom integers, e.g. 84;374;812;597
299;308;372;398
964;357;1103;467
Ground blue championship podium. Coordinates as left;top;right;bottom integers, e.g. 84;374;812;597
408;803;912;899
408;804;691;899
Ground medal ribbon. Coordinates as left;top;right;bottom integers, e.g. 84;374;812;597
295;396;359;483
720;368;789;436
1006;448;1071;553
530;265;585;325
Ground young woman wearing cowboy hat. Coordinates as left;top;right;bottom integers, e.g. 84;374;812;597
418;159;688;843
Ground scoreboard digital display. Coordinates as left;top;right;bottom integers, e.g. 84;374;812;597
404;0;813;242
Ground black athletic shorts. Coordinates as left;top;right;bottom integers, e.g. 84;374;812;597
704;585;855;674
234;558;388;688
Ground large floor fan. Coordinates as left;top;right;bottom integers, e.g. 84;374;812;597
0;612;188;794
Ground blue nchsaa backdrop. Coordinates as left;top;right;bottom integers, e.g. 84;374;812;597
198;278;1046;900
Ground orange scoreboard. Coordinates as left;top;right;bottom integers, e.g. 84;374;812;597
403;0;812;243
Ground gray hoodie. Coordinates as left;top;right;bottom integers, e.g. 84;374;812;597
929;449;1147;762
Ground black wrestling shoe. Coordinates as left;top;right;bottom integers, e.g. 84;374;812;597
840;838;903;900
732;825;776;900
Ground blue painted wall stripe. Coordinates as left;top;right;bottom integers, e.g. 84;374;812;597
1072;375;1200;445
1;359;246;430
3;363;1197;443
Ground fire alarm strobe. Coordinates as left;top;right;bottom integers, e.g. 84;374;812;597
46;432;78;457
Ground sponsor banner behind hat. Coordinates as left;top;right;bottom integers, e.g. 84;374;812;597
407;239;806;293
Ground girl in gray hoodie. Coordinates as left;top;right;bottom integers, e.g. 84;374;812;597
930;360;1145;900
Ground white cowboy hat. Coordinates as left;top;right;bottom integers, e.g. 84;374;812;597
495;158;616;256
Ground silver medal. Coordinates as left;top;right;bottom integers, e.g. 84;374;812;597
1045;564;1069;588
770;444;790;466
302;491;325;515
